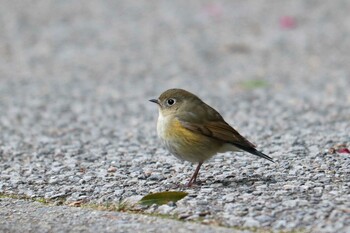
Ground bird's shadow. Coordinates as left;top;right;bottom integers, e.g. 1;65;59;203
213;174;277;187
167;174;277;190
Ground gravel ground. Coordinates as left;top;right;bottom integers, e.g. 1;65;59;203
1;1;350;232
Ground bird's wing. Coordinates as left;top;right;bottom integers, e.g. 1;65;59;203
177;108;274;162
178;118;256;149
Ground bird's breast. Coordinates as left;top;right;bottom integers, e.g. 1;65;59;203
156;110;169;139
156;112;224;163
156;112;199;142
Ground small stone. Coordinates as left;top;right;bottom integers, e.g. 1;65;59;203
300;185;310;192
48;176;59;184
178;213;191;220
114;189;124;197
198;211;210;217
148;173;164;181
255;215;273;223
244;217;260;227
83;175;93;182
197;200;209;205
49;192;67;199
256;185;268;191
284;200;298;208
200;188;213;193
283;184;296;190
143;170;152;177
223;193;235;202
157;204;174;215
123;195;143;206
274;219;287;228
314;187;323;194
234;208;249;217
107;166;117;172
51;166;63;173
328;147;336;154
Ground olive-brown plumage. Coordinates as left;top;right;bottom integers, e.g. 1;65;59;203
150;88;273;186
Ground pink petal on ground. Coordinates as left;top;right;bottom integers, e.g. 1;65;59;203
337;148;350;154
279;16;297;29
202;3;223;18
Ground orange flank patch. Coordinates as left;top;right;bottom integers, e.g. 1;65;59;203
167;119;205;143
161;118;224;162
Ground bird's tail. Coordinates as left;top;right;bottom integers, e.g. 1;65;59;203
234;144;274;163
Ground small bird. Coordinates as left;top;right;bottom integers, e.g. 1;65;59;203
150;88;273;186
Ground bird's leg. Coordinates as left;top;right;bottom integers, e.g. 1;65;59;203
187;162;203;187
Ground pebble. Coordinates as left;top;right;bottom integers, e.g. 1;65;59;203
222;193;235;203
148;173;164;181
107;166;117;172
255;215;273;223
157;205;174;215
274;220;287;229
243;217;260;227
283;200;298;208
114;189;124;197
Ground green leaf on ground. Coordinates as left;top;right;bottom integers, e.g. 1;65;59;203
139;191;188;206
240;79;268;89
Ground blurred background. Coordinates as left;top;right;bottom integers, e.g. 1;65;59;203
1;1;349;94
1;0;350;153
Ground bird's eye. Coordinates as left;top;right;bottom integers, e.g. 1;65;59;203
166;98;176;106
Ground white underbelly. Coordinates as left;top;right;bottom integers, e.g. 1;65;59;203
156;110;171;139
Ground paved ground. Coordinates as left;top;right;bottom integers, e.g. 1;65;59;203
0;198;239;233
0;1;350;232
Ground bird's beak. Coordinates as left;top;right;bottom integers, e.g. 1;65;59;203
149;99;159;105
